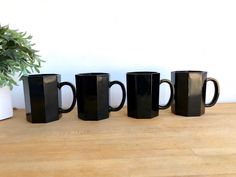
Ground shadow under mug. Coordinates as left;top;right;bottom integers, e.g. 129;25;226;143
23;74;76;123
75;73;126;120
171;70;220;116
126;71;174;118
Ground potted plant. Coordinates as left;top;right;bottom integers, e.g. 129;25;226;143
0;25;43;120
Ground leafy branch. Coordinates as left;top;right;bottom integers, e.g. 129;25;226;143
0;25;44;89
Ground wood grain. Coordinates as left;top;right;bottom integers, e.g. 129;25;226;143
1;103;236;177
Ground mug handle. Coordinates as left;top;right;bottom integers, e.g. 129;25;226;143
58;82;76;113
205;77;220;107
159;79;174;110
109;81;126;112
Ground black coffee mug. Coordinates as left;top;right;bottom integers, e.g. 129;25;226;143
75;73;126;120
171;71;220;116
23;74;76;123
126;71;174;118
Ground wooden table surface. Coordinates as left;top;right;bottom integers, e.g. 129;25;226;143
1;103;236;177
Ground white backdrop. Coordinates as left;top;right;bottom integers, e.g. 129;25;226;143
1;0;236;108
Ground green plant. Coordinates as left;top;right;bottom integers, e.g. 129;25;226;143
0;25;44;89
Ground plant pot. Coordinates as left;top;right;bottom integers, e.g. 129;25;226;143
0;86;13;120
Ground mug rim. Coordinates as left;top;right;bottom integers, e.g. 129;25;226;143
172;70;207;73
127;71;159;75
76;72;109;77
27;74;59;77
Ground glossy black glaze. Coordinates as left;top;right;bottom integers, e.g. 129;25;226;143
171;71;220;116
75;73;126;121
23;74;76;123
126;72;174;118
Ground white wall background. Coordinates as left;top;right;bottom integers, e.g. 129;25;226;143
1;0;236;108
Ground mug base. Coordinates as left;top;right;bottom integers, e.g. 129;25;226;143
26;113;61;123
128;112;159;119
78;114;109;121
